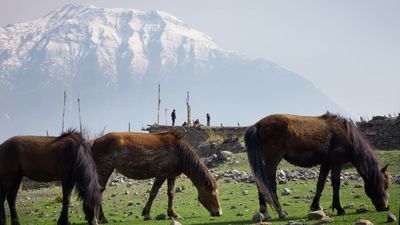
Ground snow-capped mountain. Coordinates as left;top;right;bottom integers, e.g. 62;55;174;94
0;4;343;140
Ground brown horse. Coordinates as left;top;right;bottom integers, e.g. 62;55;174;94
245;113;389;220
0;130;101;225
91;130;222;222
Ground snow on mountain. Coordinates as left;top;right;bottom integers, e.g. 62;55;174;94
0;4;344;140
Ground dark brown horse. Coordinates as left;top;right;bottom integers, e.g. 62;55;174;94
245;113;389;220
0;130;101;225
91;130;222;222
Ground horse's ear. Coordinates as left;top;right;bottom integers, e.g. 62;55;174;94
381;164;389;173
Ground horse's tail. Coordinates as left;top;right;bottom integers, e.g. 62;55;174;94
71;140;102;217
245;125;278;212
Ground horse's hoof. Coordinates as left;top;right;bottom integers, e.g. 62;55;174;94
337;208;346;216
143;215;151;221
262;215;272;222
99;217;109;224
310;204;322;211
168;213;182;220
278;210;288;219
11;220;21;225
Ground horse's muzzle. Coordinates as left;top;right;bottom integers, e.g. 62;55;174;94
211;210;222;217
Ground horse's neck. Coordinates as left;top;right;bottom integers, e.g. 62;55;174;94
181;158;209;189
352;151;379;181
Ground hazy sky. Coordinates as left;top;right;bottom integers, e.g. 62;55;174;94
1;0;399;118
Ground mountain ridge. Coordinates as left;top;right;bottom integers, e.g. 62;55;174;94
0;4;344;140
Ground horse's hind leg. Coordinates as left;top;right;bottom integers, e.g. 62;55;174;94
7;176;22;225
265;161;287;219
142;177;166;220
311;164;330;211
257;187;271;221
167;177;181;219
96;164;114;224
331;166;345;215
57;181;74;225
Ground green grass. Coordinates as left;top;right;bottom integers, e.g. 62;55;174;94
6;150;400;225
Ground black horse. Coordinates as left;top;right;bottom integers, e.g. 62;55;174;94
0;129;101;225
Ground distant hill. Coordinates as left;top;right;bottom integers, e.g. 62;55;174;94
0;4;343;140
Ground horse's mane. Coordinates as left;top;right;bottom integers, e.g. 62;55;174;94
56;128;85;144
176;137;217;190
322;112;381;180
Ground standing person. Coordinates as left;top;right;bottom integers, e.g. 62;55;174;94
171;109;176;126
206;113;211;126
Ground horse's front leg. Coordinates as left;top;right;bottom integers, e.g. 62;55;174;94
142;177;166;220
58;181;73;225
167;177;181;219
331;166;345;215
311;164;330;211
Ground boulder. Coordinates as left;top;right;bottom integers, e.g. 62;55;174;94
307;210;326;220
355;219;373;225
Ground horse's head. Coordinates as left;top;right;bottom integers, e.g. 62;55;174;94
197;177;222;217
364;164;390;211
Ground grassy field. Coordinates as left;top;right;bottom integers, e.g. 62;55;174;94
5;150;400;225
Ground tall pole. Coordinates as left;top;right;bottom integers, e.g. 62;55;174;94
78;97;82;133
186;91;191;127
157;83;161;125
62;90;66;132
165;108;168;125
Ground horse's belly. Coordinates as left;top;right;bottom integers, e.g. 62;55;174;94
20;152;60;182
114;149;180;179
284;148;325;168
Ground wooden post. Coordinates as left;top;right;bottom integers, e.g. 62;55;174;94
186;91;191;127
128;122;131;132
46;130;49;136
157;83;161;125
165;108;168;125
78;97;82;133
62;90;66;132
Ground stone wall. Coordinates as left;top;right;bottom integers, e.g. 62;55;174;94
145;125;247;147
357;115;400;150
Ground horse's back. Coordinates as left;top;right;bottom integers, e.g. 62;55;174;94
92;131;182;179
0;135;70;181
256;114;332;167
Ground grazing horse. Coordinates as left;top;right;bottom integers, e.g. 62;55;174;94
91;130;222;222
0;130;101;225
245;113;390;220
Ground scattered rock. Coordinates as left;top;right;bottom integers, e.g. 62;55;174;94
242;190;249;195
251;212;264;223
354;194;361;199
354;184;363;188
355;219;373;225
343;203;354;209
170;220;182;225
319;215;333;223
229;205;237;209
155;214;167;220
236;211;245;216
387;212;397;222
175;187;182;193
307;210;326;220
356;207;368;214
124;190;129;195
282;188;291;196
